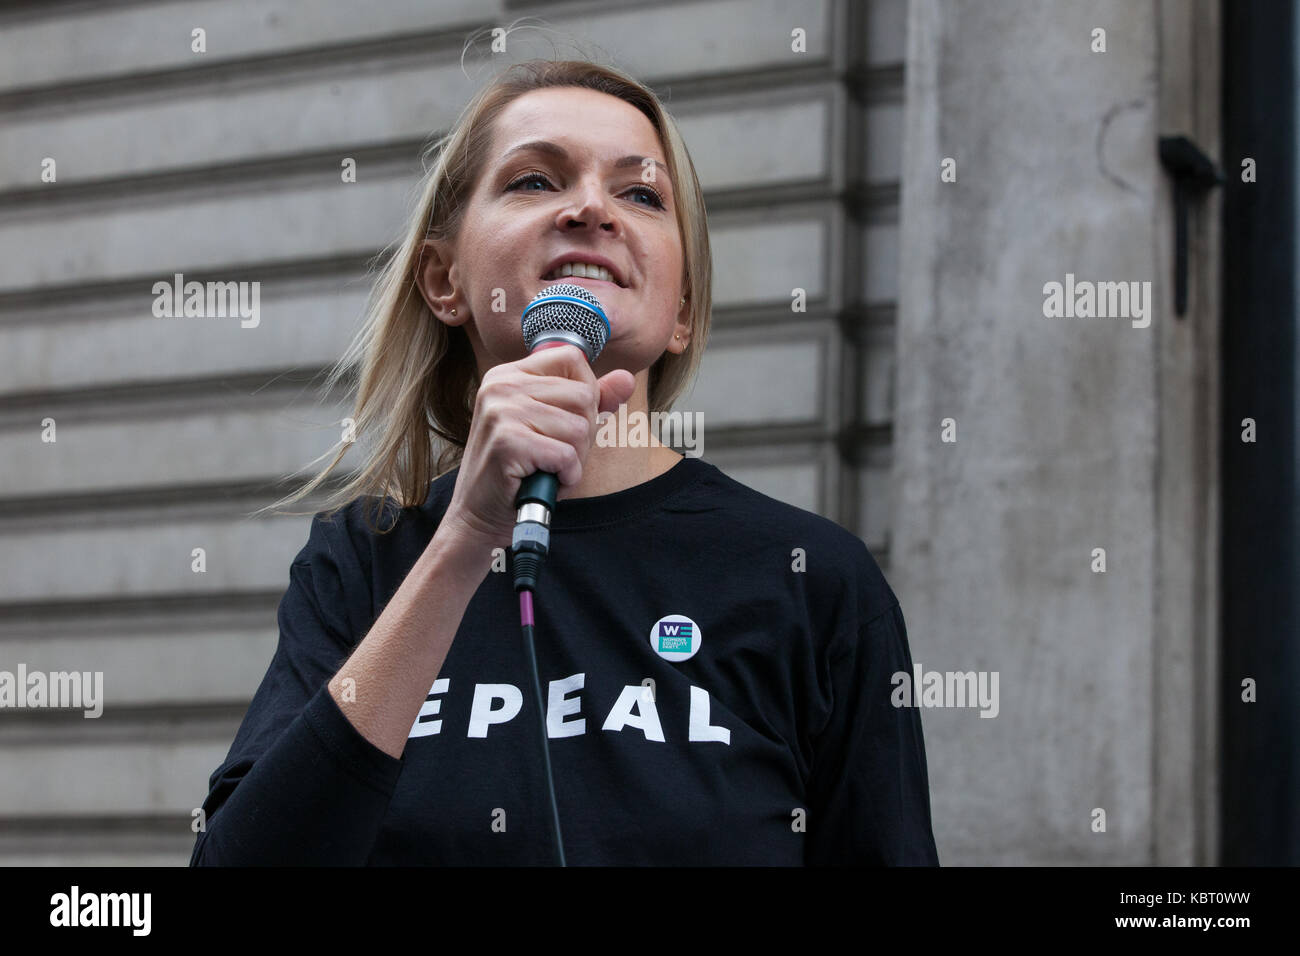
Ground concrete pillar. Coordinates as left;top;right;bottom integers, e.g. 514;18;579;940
893;0;1220;864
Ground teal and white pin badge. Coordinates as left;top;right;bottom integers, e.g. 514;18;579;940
649;614;701;662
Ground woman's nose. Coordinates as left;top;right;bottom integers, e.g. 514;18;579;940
557;178;616;231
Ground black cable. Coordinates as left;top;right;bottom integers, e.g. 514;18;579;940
519;590;566;867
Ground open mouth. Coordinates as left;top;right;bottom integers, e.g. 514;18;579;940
540;263;626;287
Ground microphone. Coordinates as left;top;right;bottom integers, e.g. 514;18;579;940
511;282;611;592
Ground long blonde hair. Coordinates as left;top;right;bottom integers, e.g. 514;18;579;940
263;59;713;532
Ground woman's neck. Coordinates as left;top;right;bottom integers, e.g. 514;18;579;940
560;370;682;500
564;440;683;500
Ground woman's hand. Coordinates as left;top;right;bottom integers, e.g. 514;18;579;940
439;346;636;551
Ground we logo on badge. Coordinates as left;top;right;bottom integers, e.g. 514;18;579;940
650;614;701;662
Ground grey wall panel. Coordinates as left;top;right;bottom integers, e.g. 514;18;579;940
0;0;494;94
862;102;905;184
0;0;836;100
0;629;278;708
0;176;409;292
0;61;472;190
858;322;896;428
0;734;234;817
0;514;313;603
1;846;197;866
855;446;893;552
860;220;900;305
519;0;836;80
682;334;827;429
1;843;197;867
711;215;830;306
863;0;908;67
1;396;354;498
0;279;369;395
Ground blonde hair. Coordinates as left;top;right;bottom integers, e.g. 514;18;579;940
263;59;713;532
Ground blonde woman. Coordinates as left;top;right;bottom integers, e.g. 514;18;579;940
190;59;938;866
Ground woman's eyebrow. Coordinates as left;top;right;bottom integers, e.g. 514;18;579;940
499;140;670;182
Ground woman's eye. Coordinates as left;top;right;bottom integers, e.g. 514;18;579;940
626;185;666;209
505;172;551;192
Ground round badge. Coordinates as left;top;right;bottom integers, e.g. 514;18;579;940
649;614;701;662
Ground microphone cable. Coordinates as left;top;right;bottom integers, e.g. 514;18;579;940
516;586;566;867
507;281;611;868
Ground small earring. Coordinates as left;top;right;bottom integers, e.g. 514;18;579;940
450;308;457;316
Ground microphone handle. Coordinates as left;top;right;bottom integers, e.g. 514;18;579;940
511;472;558;591
515;471;559;511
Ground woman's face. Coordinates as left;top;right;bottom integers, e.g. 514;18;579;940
424;86;691;382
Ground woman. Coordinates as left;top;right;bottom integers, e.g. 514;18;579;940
190;58;939;866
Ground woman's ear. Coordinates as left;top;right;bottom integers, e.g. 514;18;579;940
668;296;691;353
416;238;469;326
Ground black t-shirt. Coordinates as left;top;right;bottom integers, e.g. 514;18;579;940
190;455;939;865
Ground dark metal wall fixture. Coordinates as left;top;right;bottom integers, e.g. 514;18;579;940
1159;135;1222;317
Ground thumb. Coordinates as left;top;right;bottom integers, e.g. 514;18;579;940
596;369;637;416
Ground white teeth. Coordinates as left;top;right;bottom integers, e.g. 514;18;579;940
546;262;616;283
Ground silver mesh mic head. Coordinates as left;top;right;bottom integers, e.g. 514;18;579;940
521;283;611;362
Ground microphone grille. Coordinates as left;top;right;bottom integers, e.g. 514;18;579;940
521;283;611;360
